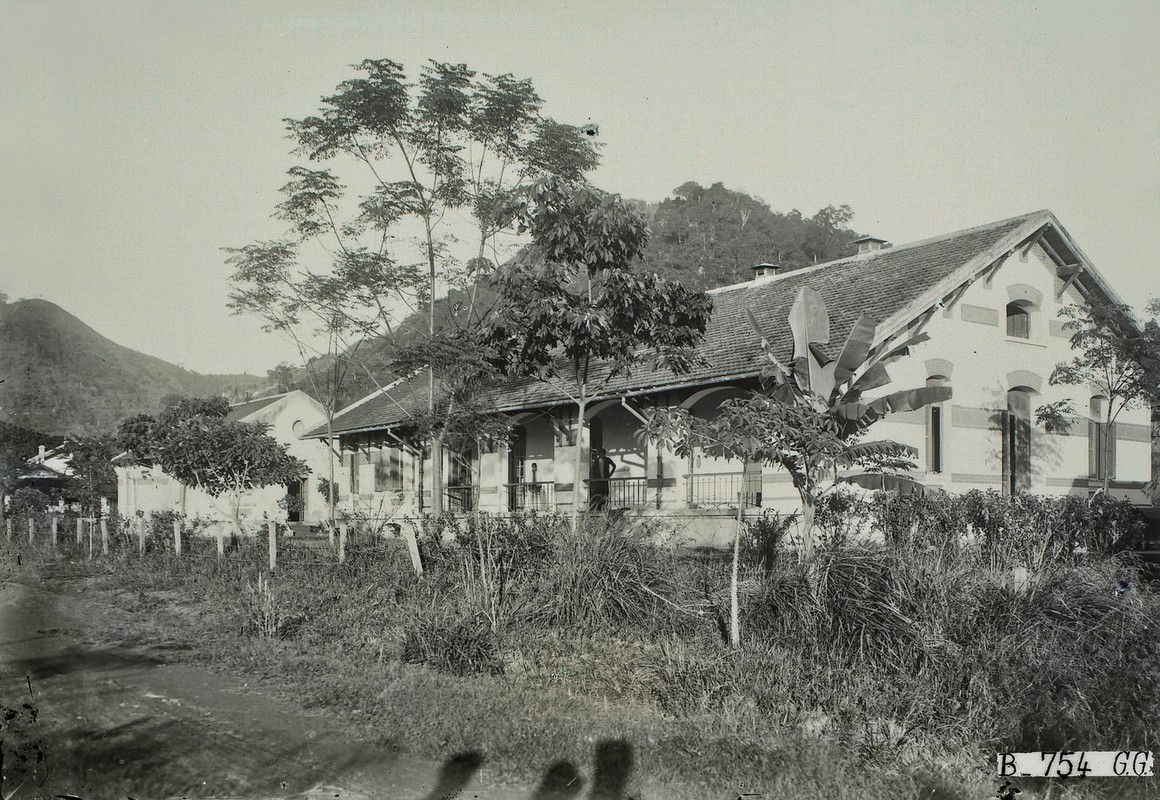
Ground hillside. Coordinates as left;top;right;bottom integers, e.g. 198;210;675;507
0;299;266;436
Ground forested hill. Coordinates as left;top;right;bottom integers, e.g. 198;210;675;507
0;298;266;436
634;182;863;289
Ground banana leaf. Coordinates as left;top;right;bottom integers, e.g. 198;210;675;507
841;472;928;496
788;286;830;361
833;313;878;385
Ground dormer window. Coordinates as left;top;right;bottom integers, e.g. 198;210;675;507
1006;302;1031;339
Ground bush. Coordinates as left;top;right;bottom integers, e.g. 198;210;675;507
520;515;680;632
400;602;503;676
6;487;51;520
741;511;796;572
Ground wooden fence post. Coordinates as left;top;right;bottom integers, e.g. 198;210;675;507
338;523;347;565
50;516;58;549
5;518;11;541
76;517;82;545
28;518;34;544
403;525;424;577
173;519;182;557
87;519;93;561
267;520;277;573
137;517;146;555
216;525;225;558
100;518;109;556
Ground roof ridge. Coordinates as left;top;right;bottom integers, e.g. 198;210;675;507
230;390;289;408
707;209;1050;295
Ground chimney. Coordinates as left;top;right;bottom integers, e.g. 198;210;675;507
853;235;890;254
750;263;781;281
38;445;46;459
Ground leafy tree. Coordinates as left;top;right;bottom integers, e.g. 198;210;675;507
226;245;387;530
1036;299;1160;493
387;328;512;512
482;176;713;527
640;182;862;289
648;287;949;647
116;396;308;533
230;57;599;515
61;435;118;517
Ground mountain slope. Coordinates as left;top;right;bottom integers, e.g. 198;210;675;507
0;299;266;436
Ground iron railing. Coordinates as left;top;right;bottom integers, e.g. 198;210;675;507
587;477;649;510
444;485;478;514
685;472;762;508
506;481;555;512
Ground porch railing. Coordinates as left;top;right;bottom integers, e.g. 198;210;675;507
686;472;762;508
587;477;649;510
506;481;555;512
444;485;478;514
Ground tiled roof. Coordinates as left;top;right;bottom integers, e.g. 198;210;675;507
312;211;1047;437
225;393;286;423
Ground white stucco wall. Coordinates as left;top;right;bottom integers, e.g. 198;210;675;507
869;243;1151;503
116;391;332;530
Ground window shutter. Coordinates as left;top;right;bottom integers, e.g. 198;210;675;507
926;407;935;471
1088;419;1100;479
1001;410;1012;495
1016;416;1032;491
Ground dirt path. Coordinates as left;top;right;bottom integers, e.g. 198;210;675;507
0;574;538;800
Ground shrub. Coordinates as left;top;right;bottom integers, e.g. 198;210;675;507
520;515;679;632
6;487;50;520
740;511;796;572
400;602;503;676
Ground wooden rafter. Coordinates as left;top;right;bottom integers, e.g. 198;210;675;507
1056;264;1085;300
1038;235;1068;267
982;255;1006;286
1018;224;1049;260
941;281;971;311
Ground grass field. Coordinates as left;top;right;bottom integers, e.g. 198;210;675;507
7;491;1160;799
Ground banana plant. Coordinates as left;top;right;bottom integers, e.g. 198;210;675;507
742;285;952;543
748;286;951;440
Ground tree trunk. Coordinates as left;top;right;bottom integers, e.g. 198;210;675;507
730;496;744;648
571;398;588;533
430;435;445;517
327;417;337;544
1103;406;1114;494
798;498;816;562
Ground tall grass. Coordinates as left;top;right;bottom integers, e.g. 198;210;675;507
40;491;1159;792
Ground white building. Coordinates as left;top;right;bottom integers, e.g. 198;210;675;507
116;390;331;529
307;211;1154;545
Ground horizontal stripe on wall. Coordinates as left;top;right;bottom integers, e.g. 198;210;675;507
951;473;1001;485
961;304;999;326
1111;480;1148;490
1120;423;1153;443
1045;477;1089;488
886;410;926;426
951;405;1001;429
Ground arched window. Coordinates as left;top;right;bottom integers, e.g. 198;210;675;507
926;375;949;473
1006;302;1031;339
1004;388;1033;494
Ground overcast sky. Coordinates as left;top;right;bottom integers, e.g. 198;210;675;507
2;1;1157;375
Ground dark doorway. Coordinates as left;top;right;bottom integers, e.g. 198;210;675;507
286;479;304;523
